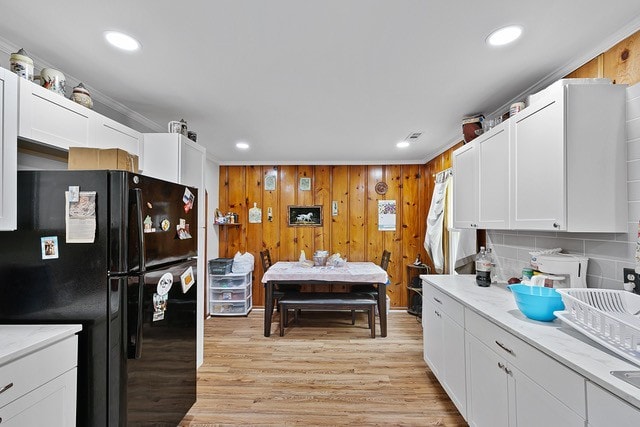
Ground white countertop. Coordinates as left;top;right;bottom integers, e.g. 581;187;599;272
0;324;82;366
421;274;640;409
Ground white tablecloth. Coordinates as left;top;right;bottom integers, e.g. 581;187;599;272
261;261;388;284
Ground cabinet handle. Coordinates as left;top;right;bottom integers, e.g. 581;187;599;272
504;367;513;376
497;362;505;370
495;340;514;355
553;222;560;228
0;382;13;395
434;310;441;318
433;297;442;304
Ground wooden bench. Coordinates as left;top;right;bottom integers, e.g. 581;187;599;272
278;293;378;337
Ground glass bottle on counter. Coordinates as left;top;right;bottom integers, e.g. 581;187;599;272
475;246;491;287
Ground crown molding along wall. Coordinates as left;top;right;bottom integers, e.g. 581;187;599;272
0;36;163;133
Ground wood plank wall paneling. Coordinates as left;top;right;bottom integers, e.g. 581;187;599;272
603;30;640;86
218;165;429;308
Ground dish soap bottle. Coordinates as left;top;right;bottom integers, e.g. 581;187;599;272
299;250;306;263
475;246;491;287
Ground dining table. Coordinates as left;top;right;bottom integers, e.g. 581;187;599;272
261;261;389;337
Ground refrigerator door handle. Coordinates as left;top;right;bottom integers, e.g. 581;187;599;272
132;276;144;359
130;188;146;269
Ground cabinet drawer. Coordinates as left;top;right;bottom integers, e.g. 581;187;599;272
423;283;464;326
465;309;585;417
210;297;252;315
209;272;252;289
0;336;77;409
587;381;640;427
211;287;250;301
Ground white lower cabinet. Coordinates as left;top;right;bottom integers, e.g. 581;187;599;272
422;285;466;418
464;309;585;427
586;381;640;427
466;332;584;427
0;334;78;426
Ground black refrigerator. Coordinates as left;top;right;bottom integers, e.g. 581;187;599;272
0;170;198;426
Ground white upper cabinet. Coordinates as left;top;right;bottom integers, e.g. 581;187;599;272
454;80;627;232
17;78;142;156
93;115;142;157
511;82;627;231
478;121;510;229
0;68;18;231
18;78;93;149
452;141;478;228
453;120;511;230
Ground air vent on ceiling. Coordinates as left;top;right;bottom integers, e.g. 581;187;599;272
406;132;422;141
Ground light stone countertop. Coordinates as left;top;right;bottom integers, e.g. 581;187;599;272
421;274;640;409
0;324;82;366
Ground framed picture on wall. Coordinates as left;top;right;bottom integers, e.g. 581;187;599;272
264;174;277;191
288;205;322;227
299;177;312;191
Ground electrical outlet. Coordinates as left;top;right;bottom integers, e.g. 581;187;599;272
623;268;640;294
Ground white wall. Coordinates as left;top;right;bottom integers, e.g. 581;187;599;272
487;82;640;290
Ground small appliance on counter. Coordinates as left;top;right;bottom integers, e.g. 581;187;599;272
530;253;588;288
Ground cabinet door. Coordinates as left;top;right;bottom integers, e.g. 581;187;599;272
511;93;565;230
0;68;17;230
477;123;510;229
93;116;142;157
141;133;180;182
0;368;77;427
511;365;584;427
587;381;640;427
452;141;478;229
18;78;92;150
442;313;467;418
422;299;443;378
465;332;509;427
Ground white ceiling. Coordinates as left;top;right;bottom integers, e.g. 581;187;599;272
1;1;640;165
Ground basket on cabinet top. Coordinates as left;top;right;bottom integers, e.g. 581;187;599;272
555;288;640;366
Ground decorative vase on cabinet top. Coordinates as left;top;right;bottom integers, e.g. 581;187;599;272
40;68;66;96
70;82;93;109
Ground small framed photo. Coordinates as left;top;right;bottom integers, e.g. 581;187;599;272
299;177;311;191
264;174;276;191
288;205;322;227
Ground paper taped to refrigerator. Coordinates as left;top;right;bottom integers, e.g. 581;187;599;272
65;191;97;243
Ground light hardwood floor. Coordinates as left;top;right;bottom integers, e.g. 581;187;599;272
180;310;467;426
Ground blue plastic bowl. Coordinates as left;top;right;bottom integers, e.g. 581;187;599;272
507;284;565;322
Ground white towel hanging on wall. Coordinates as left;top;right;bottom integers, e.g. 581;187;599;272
424;169;451;273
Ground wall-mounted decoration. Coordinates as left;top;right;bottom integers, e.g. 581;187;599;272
378;200;396;231
249;202;262;223
299;177;312;191
288;205;322;227
375;181;388;195
332;201;338;216
264;174;276;191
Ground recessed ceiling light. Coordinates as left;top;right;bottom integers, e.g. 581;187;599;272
486;25;523;46
104;31;141;51
396;141;410;148
236;142;250;150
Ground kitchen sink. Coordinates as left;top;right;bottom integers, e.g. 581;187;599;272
611;371;640;389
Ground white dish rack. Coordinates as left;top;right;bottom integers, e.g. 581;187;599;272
555;289;640;366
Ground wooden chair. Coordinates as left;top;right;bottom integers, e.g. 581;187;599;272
260;249;301;312
349;250;391;320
